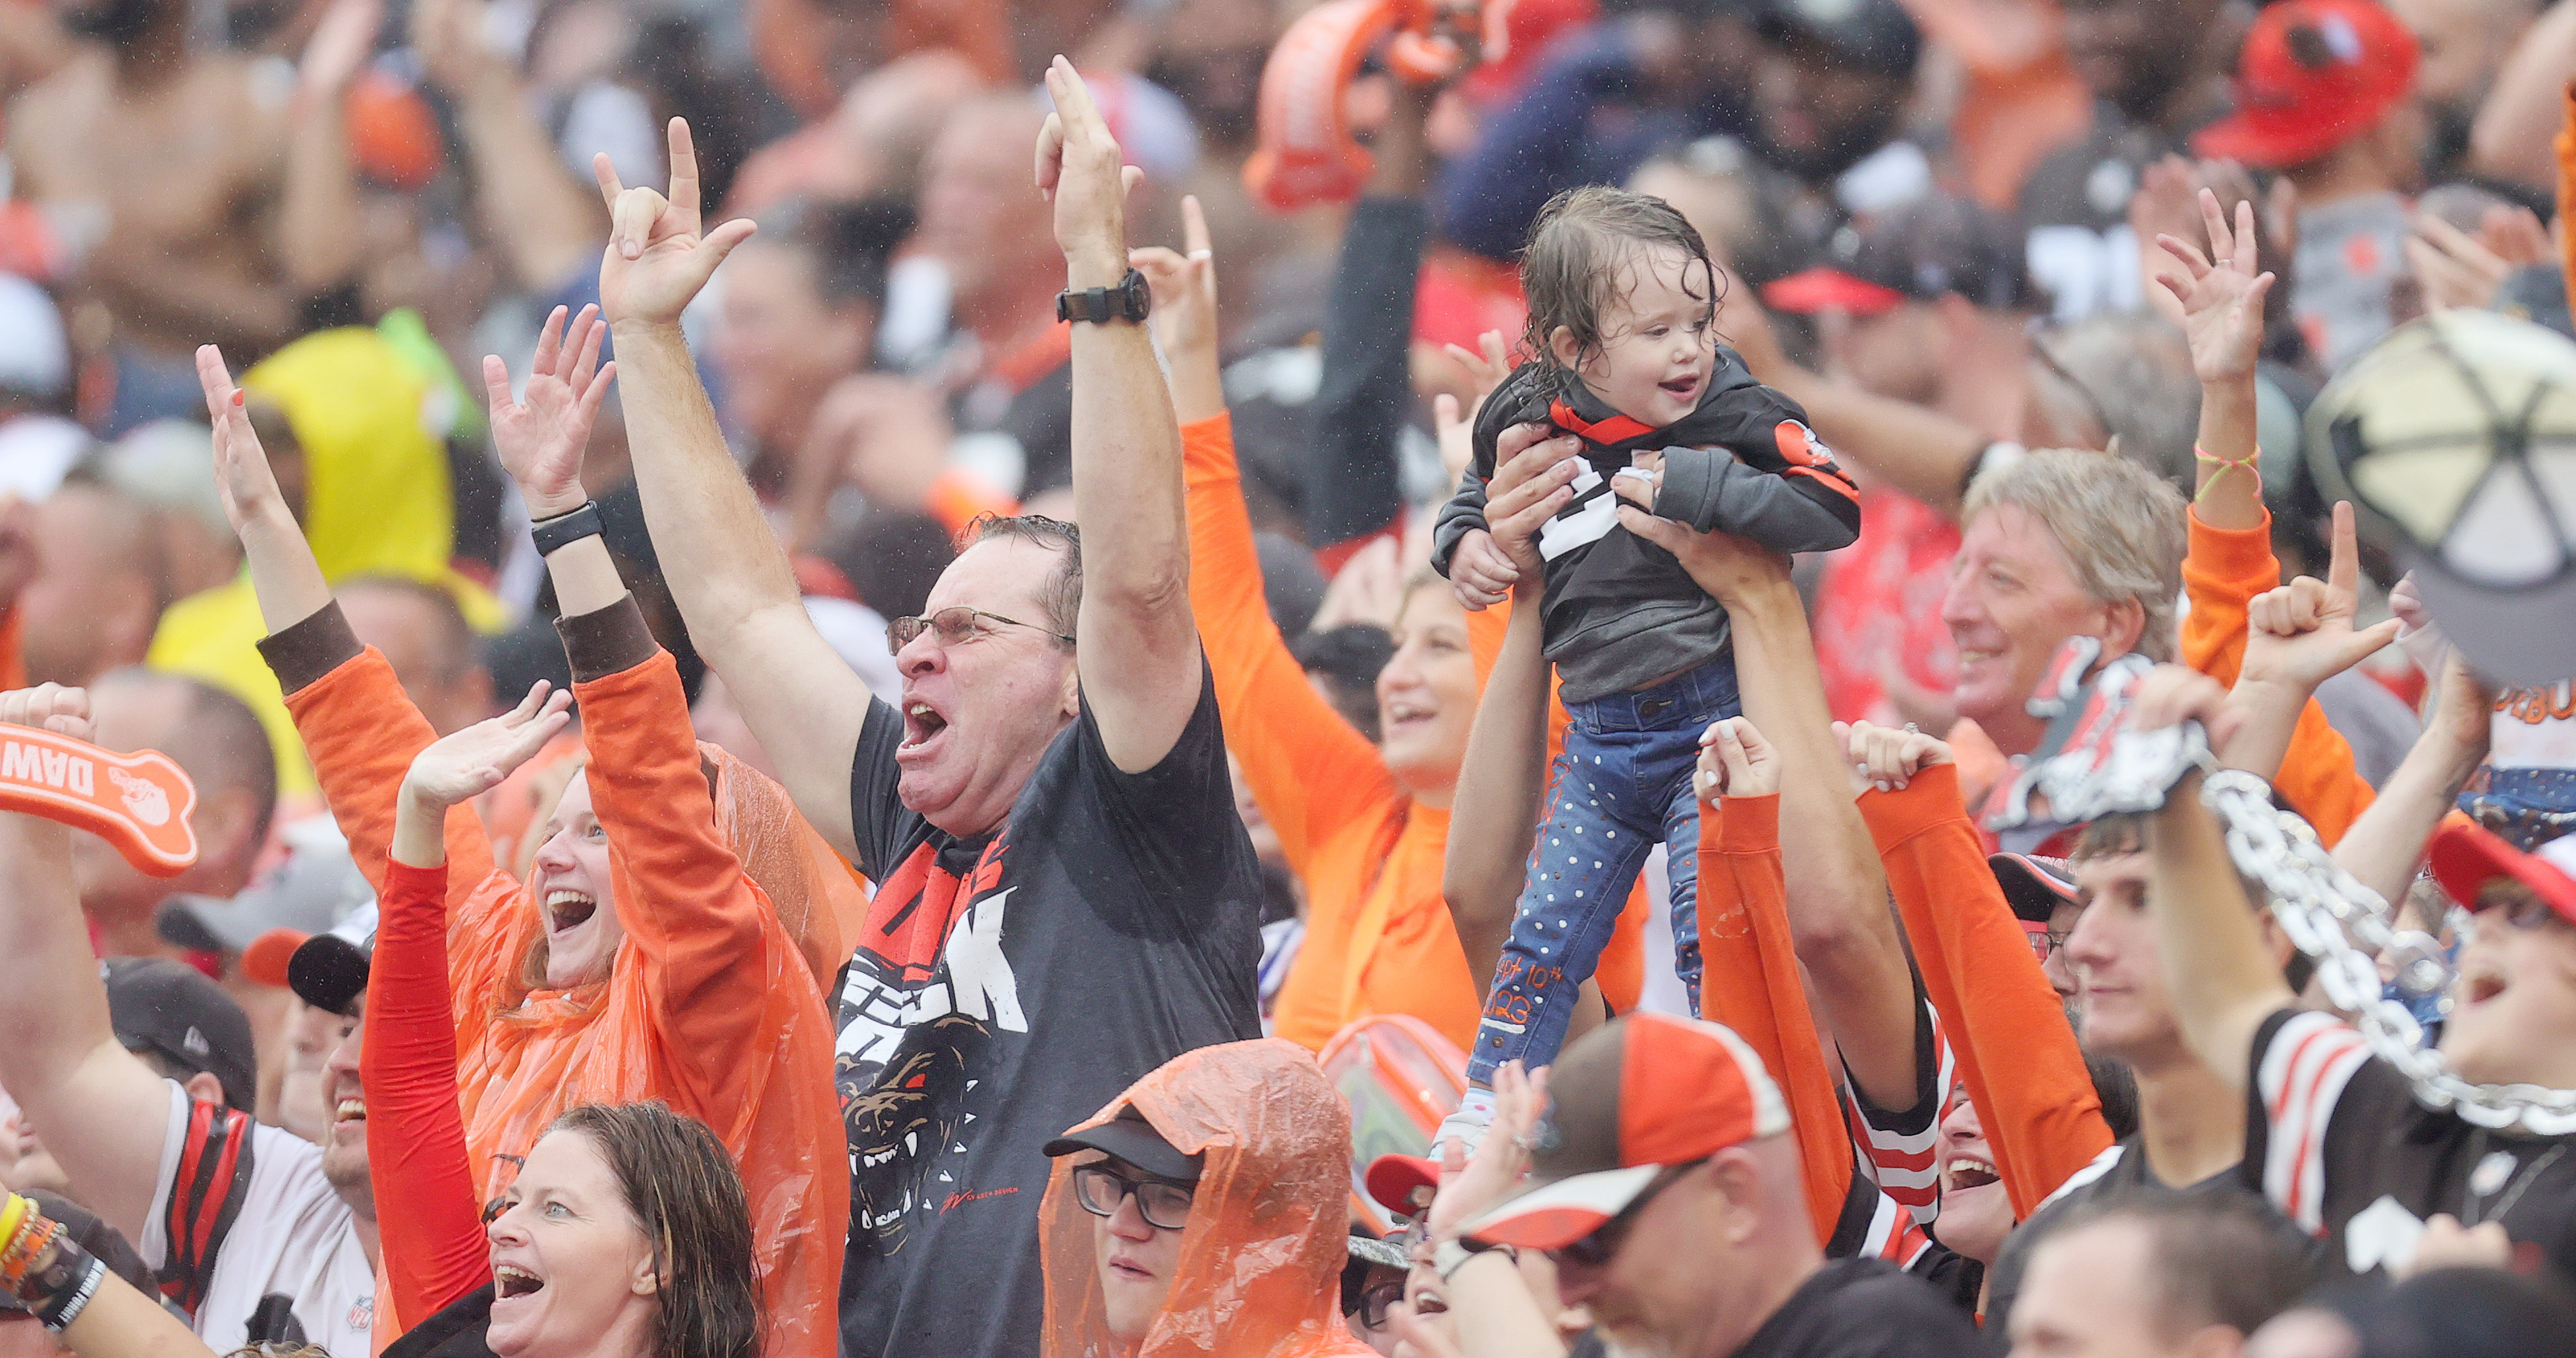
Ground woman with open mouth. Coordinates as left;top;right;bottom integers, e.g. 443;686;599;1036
204;305;860;1358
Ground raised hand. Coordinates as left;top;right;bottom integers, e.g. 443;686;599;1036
1130;194;1217;367
1426;1060;1547;1247
2239;502;2402;697
1616;508;1792;609
1442;329;1514;416
594;117;757;329
485;304;616;518
1695;715;1780;801
297;0;382;101
2155;187;2275;385
1034;57;1143;282
199;344;292;532
1832;718;1950;794
0;684;92;743
399;682;572;811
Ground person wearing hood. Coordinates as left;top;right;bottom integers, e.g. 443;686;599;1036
1038;1039;1376;1358
148;325;507;799
198;308;856;1358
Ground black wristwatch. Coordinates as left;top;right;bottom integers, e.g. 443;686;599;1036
530;501;604;557
1056;269;1153;325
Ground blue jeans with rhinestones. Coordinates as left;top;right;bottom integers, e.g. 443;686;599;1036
1465;657;1740;1084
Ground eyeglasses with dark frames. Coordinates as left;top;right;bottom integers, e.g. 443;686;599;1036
1069;1163;1195;1231
1353;1279;1407;1330
887;605;1076;652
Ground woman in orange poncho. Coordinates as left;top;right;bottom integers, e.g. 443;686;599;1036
1136;202;1645;1058
200;311;854;1358
1037;1039;1375;1358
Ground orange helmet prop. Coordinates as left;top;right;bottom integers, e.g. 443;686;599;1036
1244;0;1511;212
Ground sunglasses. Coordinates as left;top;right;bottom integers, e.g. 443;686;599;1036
1547;1158;1707;1268
886;606;1076;652
1352;1279;1406;1330
1070;1164;1196;1231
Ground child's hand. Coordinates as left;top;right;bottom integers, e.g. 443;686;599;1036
1450;530;1516;611
1833;719;1952;794
1694;717;1778;801
1611;450;1663;512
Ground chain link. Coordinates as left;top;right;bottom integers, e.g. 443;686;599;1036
2200;769;2576;1137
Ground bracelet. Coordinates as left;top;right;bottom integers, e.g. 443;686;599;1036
530;501;604;557
2193;443;2262;504
0;1198;24;1258
32;1254;101;1332
0;1218;58;1292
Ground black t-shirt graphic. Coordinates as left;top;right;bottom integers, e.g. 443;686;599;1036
2246;1008;2576;1282
833;663;1264;1357
1730;1259;1985;1358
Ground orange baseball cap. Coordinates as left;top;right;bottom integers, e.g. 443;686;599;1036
1462;1013;1789;1251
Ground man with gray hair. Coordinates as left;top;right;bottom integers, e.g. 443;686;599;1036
1940;448;2189;847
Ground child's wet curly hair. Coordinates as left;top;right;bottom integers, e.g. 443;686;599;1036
1518;186;1727;388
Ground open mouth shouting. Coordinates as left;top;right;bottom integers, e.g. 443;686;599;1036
1944;1152;2000;1193
1383;698;1438;738
544;888;597;934
493;1263;545;1301
898;696;951;763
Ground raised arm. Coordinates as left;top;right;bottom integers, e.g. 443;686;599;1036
594;119;868;860
3;1191;221;1358
2154;188;2274;535
1441;425;1582;981
275;0;373;296
204;345;500;896
482;299;808;1108
1136;199;1393;867
1620;510;1924;1113
2330;653;2493;911
1843;722;2112;1216
1039;59;1201;772
0;692;182;1245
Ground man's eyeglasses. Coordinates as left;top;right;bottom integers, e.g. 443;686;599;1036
1547;1157;1707;1268
887;606;1076;652
2023;921;2073;963
1070;1164;1196;1231
1352;1279;1406;1330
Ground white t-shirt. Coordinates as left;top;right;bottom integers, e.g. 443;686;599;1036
140;1081;374;1356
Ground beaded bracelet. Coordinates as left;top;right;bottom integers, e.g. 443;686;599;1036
0;1217;59;1293
0;1197;24;1259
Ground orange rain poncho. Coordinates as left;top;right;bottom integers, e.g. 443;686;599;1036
267;602;857;1358
1039;1039;1377;1358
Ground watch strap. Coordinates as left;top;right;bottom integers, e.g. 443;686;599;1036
530;502;604;557
1056;269;1151;325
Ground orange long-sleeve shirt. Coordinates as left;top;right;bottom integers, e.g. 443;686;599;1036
273;603;845;1358
1859;763;2111;1216
2181;506;2374;844
1181;414;1640;1052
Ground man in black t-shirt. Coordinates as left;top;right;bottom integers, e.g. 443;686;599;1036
2224;827;2576;1282
597;76;1262;1358
1464;1014;1983;1358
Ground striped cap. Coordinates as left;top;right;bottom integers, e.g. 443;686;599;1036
1463;1013;1788;1250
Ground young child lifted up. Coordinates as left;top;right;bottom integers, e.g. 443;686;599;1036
1431;186;1861;1120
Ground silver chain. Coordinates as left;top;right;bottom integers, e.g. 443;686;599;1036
2201;769;2576;1137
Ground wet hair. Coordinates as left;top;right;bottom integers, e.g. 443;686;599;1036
1519;186;1726;387
2046;1191;2318;1341
963;514;1082;641
549;1102;761;1358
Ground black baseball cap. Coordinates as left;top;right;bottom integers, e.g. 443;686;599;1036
102;958;256;1113
1750;0;1922;78
1043;1106;1204;1183
284;902;379;1018
1989;852;2081;925
1763;193;2044;317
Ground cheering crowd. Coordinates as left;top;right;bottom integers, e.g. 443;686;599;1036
0;0;2572;1355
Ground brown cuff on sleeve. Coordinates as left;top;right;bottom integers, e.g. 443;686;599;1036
256;602;364;695
555;595;657;683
